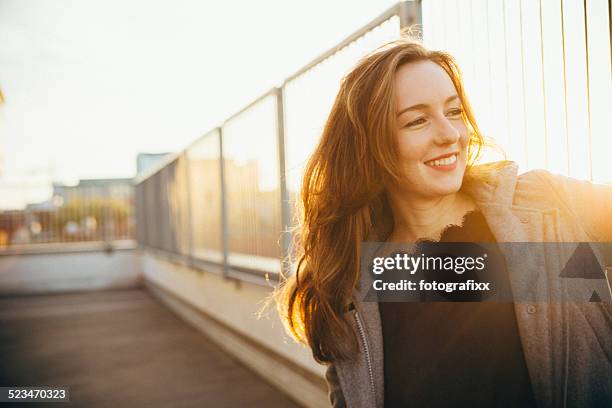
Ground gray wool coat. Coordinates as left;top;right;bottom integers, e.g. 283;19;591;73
324;161;612;408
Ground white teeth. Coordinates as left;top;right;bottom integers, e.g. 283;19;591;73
426;154;457;167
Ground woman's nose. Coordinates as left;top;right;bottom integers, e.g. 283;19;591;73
434;117;461;144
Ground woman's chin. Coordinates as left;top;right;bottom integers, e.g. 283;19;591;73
420;166;465;194
425;175;465;196
430;183;462;197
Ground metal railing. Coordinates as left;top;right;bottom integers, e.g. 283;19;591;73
1;179;135;251
421;0;612;183
134;0;612;286
134;1;421;284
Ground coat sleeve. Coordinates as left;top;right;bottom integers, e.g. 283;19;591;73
325;363;347;408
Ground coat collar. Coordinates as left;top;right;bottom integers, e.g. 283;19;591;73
462;160;519;209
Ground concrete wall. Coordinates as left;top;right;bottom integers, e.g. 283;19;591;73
140;252;329;408
0;248;142;295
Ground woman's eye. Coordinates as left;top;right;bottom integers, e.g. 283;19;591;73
447;107;464;117
404;117;426;128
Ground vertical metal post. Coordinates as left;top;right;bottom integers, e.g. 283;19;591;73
276;86;291;280
218;127;230;278
140;181;146;249
136;182;141;248
154;176;159;250
143;181;149;249
182;152;195;267
399;0;422;32
104;184;111;245
24;206;32;244
583;0;593;181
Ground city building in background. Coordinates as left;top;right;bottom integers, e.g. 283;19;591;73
137;153;172;175
0;153;176;248
0;178;134;247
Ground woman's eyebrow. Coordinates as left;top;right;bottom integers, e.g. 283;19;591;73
396;94;459;117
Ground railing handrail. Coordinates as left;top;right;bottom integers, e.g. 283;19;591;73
134;1;417;185
0;239;137;256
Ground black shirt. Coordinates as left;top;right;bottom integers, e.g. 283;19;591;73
379;210;537;407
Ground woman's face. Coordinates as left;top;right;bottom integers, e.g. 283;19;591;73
394;60;470;199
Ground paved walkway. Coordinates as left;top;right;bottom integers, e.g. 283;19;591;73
0;289;300;407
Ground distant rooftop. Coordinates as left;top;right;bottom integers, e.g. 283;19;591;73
137;153;173;175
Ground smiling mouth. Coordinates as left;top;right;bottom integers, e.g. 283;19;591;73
424;153;458;168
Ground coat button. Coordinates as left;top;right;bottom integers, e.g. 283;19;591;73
527;304;537;314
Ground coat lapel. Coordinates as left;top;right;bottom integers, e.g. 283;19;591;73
463;161;561;407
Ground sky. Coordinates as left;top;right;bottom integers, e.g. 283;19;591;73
0;0;398;209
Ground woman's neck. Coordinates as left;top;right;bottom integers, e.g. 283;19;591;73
386;189;476;242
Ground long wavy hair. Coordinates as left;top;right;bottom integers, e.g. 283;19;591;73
272;36;486;364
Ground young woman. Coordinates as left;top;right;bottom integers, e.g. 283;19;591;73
274;37;612;407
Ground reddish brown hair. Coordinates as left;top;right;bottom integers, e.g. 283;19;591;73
273;36;485;364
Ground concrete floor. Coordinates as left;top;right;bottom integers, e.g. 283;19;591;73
0;289;300;408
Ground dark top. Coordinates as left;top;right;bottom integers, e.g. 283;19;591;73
379;210;537;407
